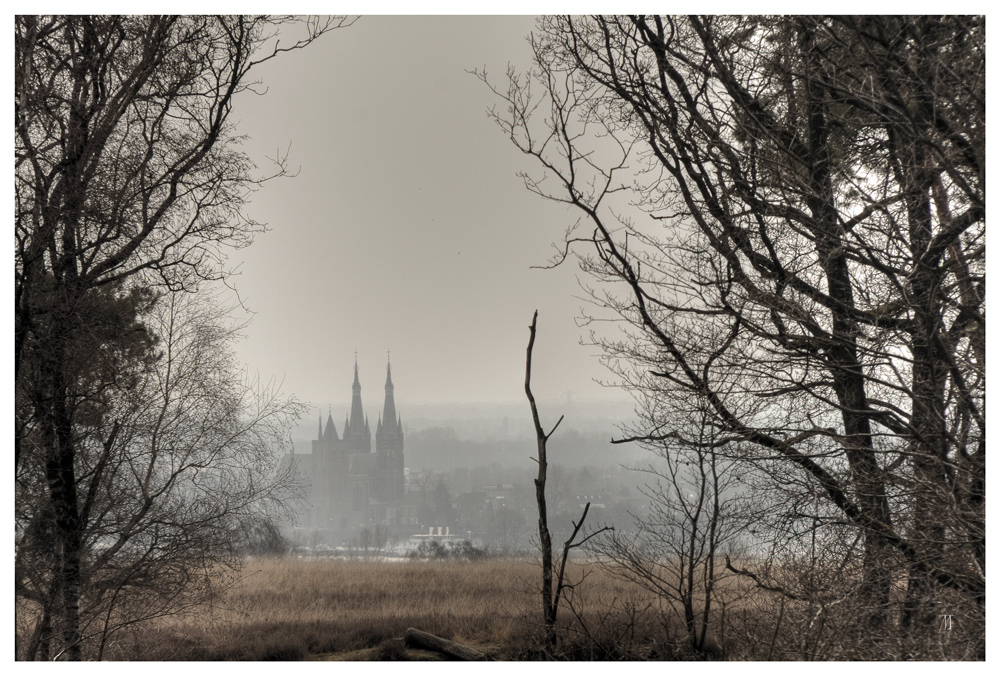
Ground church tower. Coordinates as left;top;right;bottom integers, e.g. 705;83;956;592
376;359;405;502
303;357;405;536
311;411;349;530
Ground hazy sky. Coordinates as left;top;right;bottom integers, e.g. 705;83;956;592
229;16;634;415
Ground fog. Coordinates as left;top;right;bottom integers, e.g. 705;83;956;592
225;16;634;412
222;16;650;550
289;397;645;468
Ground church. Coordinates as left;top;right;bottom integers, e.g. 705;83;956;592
289;359;405;535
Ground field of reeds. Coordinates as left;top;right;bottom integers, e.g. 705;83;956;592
95;556;671;660
63;555;984;661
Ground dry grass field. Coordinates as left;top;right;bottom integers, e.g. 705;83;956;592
115;557;666;661
50;555;982;661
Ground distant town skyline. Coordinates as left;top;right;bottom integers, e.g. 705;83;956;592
227;16;636;408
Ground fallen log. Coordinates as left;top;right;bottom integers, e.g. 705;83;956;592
403;628;487;661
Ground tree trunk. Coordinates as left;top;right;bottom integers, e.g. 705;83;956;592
525;311;558;650
403;628;487;661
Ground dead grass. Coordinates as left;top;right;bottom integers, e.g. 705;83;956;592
115;558;536;659
50;555;983;660
107;556;682;660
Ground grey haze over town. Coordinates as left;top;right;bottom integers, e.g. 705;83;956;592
229;16;639;457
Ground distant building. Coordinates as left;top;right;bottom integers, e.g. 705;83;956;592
285;359;405;535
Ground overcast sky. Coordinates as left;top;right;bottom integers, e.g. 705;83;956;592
227;16;634;417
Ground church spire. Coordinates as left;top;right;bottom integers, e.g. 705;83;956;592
381;357;399;435
349;359;364;425
344;356;370;451
374;356;404;503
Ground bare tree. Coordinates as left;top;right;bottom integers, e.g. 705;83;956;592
14;15;351;660
595;399;754;657
352;524;393;559
486;15;984;652
15;291;303;660
525;311;610;652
